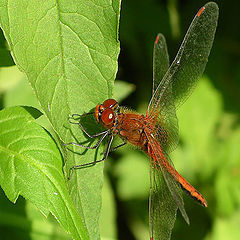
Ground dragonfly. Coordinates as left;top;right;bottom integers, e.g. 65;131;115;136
66;2;218;240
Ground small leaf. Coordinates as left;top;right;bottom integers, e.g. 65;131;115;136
114;80;135;102
0;106;88;240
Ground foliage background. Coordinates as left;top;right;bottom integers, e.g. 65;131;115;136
0;0;240;240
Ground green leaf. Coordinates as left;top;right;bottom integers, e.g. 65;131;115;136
0;0;121;239
113;80;135;102
0;66;23;94
0;106;88;239
25;201;72;240
2;66;39;108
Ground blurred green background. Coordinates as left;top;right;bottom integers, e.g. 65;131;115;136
0;0;240;240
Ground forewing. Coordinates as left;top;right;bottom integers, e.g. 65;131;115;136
147;2;218;154
148;2;219;112
148;71;179;154
153;33;170;95
172;2;219;108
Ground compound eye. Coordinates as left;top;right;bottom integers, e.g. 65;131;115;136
103;99;118;109
101;108;115;126
95;104;102;122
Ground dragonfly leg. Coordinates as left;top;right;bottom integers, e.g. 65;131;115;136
100;140;126;157
69;113;104;138
64;130;109;149
109;140;127;152
68;134;114;179
71;112;94;118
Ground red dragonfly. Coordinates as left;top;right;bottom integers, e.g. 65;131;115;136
67;2;218;240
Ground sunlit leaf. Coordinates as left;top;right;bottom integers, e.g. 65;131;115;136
0;106;88;239
114;80;135;102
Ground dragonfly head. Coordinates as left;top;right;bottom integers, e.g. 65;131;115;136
95;99;119;129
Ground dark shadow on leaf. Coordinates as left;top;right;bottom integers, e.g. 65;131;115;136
22;106;43;119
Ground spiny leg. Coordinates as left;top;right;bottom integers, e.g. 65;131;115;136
69;113;105;138
64;130;109;149
69;134;114;179
109;140;127;152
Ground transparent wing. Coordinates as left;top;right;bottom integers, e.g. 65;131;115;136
148;2;218;113
153;33;169;95
148;72;179;154
147;2;219;153
149;156;178;240
146;3;217;239
148;139;189;240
